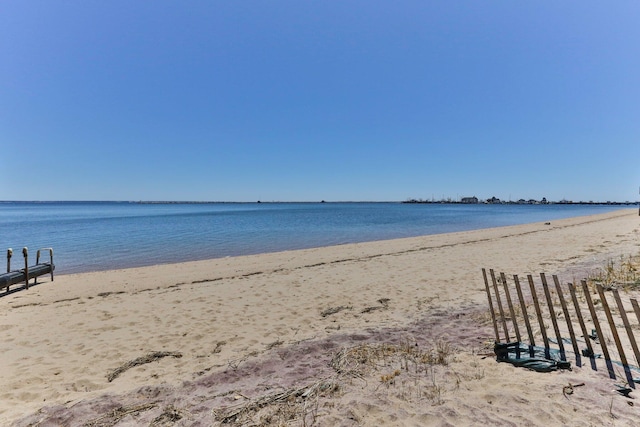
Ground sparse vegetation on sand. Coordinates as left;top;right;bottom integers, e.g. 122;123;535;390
213;339;461;426
587;252;640;290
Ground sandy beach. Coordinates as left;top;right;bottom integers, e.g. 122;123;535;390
2;208;640;426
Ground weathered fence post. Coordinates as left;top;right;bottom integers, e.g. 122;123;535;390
612;288;640;368
596;284;635;387
595;284;629;367
631;299;640;329
513;274;535;346
490;269;510;342
553;275;581;365
500;272;521;343
567;282;594;358
527;274;549;350
540;273;565;358
582;280;616;379
482;268;501;343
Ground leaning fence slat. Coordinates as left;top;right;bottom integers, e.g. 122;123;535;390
490;269;510;342
482;268;501;343
500;272;521;342
527;274;549;349
596;284;629;367
582;280;615;378
596;284;635;387
514;274;535;346
631;299;640;326
612;288;640;368
568;282;594;357
483;270;640;378
553;275;580;362
540;273;565;357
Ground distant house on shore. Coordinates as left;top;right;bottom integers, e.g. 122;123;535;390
486;196;501;204
460;196;478;204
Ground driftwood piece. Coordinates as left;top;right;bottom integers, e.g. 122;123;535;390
214;379;337;424
84;403;157;427
107;351;183;382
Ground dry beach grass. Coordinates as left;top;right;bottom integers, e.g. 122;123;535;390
1;209;640;426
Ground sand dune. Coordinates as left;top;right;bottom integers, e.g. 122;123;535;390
2;209;639;426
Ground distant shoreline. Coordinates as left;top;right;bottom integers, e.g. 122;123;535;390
1;200;638;205
402;199;638;206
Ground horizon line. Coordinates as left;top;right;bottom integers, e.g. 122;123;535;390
1;199;638;205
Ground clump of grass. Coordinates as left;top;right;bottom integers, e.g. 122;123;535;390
588;253;640;291
329;339;455;405
330;340;453;377
212;340;466;425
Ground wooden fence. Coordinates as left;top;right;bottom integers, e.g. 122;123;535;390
482;268;640;388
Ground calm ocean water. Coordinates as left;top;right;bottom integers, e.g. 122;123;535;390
0;202;627;274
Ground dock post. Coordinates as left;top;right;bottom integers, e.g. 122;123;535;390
6;248;11;273
22;247;29;290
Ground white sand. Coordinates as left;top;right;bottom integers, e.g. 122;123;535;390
2;209;639;426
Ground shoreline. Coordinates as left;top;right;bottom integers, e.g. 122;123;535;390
2;209;640;425
2;202;629;276
51;206;637;276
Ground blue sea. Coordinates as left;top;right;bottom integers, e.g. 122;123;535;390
0;202;628;275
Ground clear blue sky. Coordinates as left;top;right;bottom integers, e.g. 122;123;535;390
1;1;639;202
